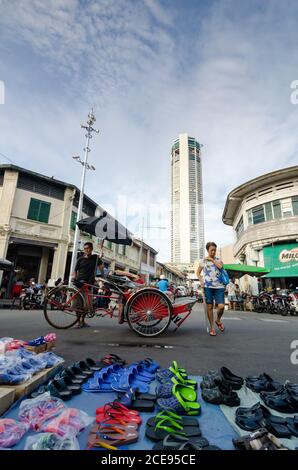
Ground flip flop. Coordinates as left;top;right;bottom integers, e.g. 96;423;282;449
153;434;210;450
88;425;139;447
215;320;225;332
145;420;201;441
96;403;142;425
117;389;156;412
147;411;199;428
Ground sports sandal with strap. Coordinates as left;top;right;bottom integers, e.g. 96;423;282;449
209;328;217;337
157;383;201;416
156;379;196;399
156;361;188;383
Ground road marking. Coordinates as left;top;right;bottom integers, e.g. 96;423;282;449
259;318;289;323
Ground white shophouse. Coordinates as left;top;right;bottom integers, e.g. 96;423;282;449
222;166;298;289
0;165;157;289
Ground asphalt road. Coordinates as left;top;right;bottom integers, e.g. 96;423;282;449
1;301;298;382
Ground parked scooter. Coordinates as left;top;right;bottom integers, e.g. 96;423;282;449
20;282;45;310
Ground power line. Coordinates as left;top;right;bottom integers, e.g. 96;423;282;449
0;151;16;165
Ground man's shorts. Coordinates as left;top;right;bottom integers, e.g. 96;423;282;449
204;287;225;305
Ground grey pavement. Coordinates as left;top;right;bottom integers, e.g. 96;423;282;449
1;302;298;382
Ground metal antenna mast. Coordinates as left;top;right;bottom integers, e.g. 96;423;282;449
69;110;99;285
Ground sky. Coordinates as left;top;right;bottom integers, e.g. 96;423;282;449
0;0;298;261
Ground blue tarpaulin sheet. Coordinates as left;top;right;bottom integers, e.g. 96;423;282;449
3;376;238;450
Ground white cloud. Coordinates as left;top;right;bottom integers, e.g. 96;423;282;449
1;0;298;262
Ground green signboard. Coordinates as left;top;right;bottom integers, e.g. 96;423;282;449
263;243;298;278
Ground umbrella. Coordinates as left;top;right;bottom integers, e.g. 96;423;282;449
77;213;133;246
0;259;14;271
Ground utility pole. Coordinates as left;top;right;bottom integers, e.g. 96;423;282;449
69;110;98;285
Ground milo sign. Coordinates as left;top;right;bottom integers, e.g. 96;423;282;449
279;248;298;263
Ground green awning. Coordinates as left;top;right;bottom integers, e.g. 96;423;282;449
223;264;270;277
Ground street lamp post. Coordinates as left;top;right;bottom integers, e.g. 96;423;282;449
68;110;98;285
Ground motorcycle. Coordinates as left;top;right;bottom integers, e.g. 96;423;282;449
20;283;45;310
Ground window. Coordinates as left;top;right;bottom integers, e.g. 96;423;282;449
281;198;293;218
118;245;126;256
264;202;273;221
272;200;281;219
235;216;244;238
27;198;51;223
251;205;265;224
105;240;113;250
247;199;285;225
292;196;298;216
142;249;148;264
0;172;3;186
18;173;64;200
149;252;155;267
70;211;77;230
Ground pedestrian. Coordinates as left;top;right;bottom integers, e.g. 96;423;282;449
227;278;237;310
156;274;169;292
72;242;104;328
196;241;225;337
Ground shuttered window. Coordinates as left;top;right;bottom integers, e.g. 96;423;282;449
18;173;65;200
27;198;51;223
70;211;77;230
292;196;298;216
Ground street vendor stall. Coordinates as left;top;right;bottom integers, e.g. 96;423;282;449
223;264;270;278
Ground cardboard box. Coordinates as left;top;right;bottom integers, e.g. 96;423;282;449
46;340;56;351
1;361;64;402
25;343;47;354
0;388;15;416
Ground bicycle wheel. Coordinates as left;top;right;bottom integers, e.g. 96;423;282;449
126;288;172;337
44;285;84;329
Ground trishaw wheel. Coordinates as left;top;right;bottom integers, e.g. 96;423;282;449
126;288;172;337
43;285;84;329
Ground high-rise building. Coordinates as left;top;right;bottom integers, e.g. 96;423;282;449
171;133;204;265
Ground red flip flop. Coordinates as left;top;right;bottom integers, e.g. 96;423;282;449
215;320;225;332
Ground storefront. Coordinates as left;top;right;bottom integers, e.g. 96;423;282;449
263;243;298;289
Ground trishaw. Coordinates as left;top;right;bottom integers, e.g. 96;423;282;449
43;216;197;337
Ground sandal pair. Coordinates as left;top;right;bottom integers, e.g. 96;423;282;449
153;434;221;450
157;382;201;415
146;410;201;441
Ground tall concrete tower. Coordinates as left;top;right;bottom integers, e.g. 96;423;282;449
171;133;204;265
